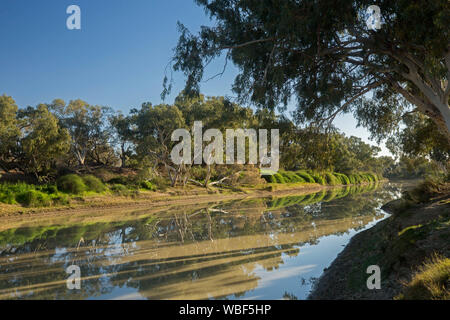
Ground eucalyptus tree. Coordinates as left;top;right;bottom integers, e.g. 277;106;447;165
0;95;21;172
17;105;71;179
49;99;113;166
166;0;450;144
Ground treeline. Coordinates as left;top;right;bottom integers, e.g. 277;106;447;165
0;93;389;186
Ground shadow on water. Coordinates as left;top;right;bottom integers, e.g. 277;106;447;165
0;182;403;300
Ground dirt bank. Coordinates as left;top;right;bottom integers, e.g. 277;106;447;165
308;193;450;300
0;182;330;231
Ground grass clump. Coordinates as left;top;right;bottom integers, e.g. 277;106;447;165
396;254;450;300
295;171;315;183
16;190;52;207
140;180;156;191
324;172;340;185
57;174;86;194
309;173;326;185
334;173;350;185
82;175;106;193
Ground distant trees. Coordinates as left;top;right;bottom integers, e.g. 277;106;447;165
0;92;395;182
49;99;115;166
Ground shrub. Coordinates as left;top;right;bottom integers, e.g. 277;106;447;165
295;171;315;183
266;175;277;183
52;193;70;206
57;174;86;194
310;174;326;185
273;173;286;184
0;191;16;204
367;172;379;182
324;172;340;185
282;171;305;183
82;175;106;193
334;173;350;185
140;180;156;191
110;184;130;196
16;190;51;207
43;185;58;194
237;170;266;185
151;176;169;191
108;176;130;185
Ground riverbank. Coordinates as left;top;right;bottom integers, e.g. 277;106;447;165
309;184;450;300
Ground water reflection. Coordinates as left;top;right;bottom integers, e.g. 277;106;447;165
0;183;402;300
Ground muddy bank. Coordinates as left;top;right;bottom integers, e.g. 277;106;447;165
308;193;450;300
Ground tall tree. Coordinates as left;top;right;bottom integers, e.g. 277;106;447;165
49;99;113;166
110;113;135;168
18;105;71;179
167;0;450;143
0;95;20;172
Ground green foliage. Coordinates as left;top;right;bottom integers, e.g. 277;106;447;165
309;173;326;185
140;180;156;191
151;176;169;192
107;176;130;186
57;174;86;195
170;0;450;146
16;190;52;207
273;173;286;184
82;175;106;193
334;173;350;185
324;172;340;186
110;184;139;197
295;171;315;183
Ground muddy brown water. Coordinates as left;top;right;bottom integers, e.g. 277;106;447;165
0;183;405;300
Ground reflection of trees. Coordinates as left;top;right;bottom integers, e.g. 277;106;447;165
0;183;400;299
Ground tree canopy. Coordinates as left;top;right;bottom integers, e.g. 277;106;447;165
166;0;450;143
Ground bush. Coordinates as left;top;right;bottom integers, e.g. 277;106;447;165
110;184;137;197
0;188;17;204
295;171;315;183
151;176;169;191
310;174;326;185
57;174;86;194
16;190;51;207
237;170;266;185
82;175;106;193
367;172;379;182
108;176;130;185
324;172;340;185
334;173;350;185
140;180;156;191
273;173;286;184
265;174;277;183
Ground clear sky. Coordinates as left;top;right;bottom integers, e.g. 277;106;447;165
0;0;390;156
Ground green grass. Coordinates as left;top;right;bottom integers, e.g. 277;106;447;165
263;170;380;186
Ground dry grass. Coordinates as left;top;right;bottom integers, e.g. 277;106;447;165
396;254;450;300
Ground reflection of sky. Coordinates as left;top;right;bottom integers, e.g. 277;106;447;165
230;213;389;300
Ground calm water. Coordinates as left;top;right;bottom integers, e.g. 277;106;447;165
0;183;402;300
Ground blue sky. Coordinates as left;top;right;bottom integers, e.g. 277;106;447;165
0;0;390;156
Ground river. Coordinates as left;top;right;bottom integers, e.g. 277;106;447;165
0;182;403;300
